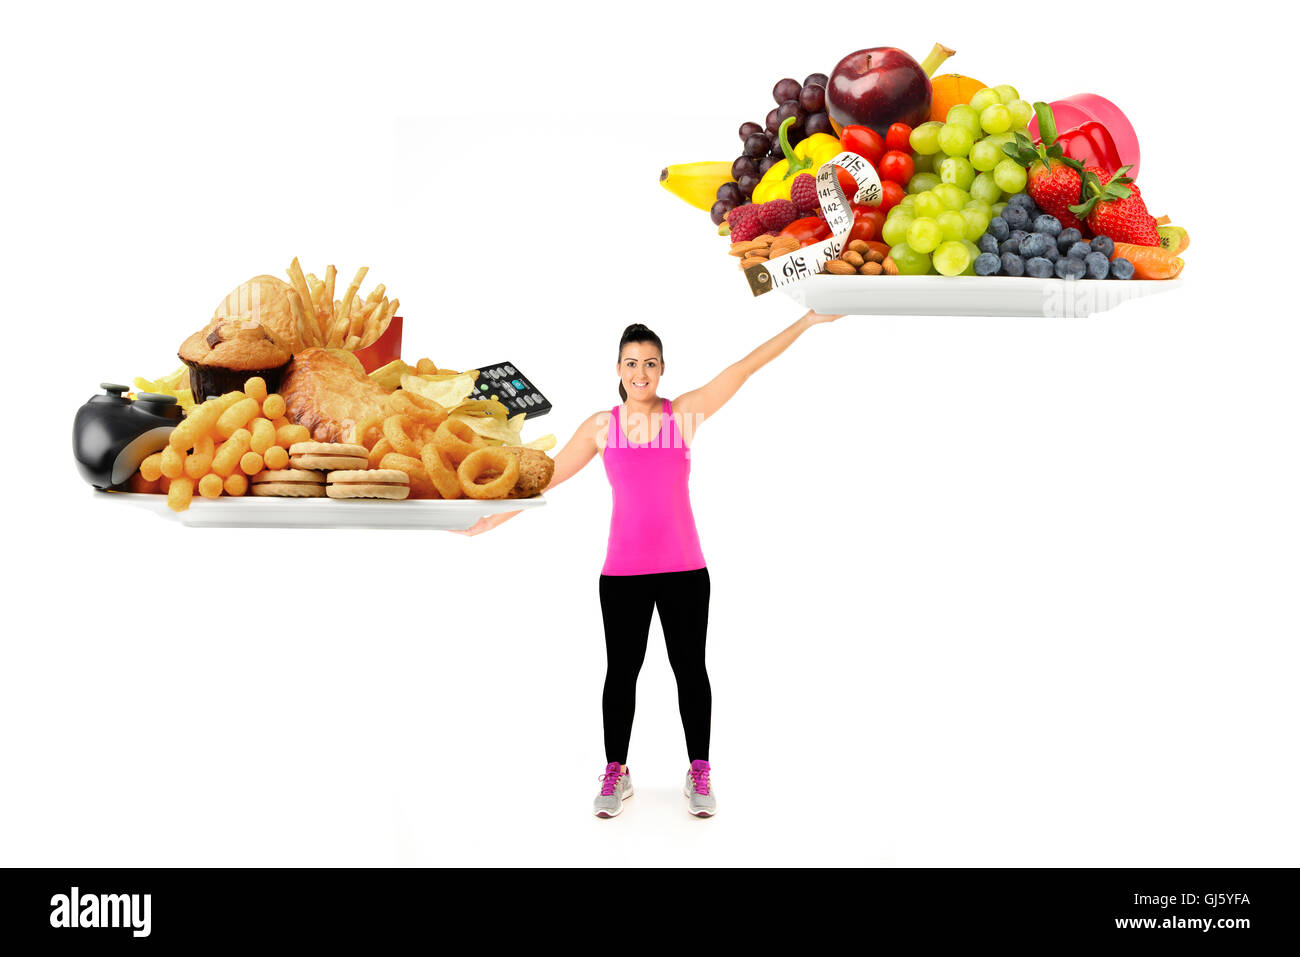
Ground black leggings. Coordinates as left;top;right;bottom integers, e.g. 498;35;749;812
598;568;711;765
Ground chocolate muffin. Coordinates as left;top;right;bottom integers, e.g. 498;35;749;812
179;318;292;400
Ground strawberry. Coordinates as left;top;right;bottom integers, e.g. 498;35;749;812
1001;102;1090;235
1070;166;1161;246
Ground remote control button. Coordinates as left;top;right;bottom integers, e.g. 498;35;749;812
502;384;517;397
504;365;516;375
136;392;178;405
479;383;489;392
511;379;524;390
101;382;130;395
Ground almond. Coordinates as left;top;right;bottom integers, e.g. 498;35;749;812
842;250;864;267
882;256;899;276
768;237;800;257
859;261;883;275
824;259;856;276
866;248;885;263
729;240;766;257
753;234;776;245
740;254;768;269
847;239;869;254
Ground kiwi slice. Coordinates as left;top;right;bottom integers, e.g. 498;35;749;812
1157;225;1189;255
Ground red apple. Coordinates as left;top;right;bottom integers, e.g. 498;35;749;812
827;48;932;139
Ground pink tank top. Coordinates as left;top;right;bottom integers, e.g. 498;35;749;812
601;398;706;576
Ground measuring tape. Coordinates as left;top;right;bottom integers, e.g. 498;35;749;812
743;151;882;297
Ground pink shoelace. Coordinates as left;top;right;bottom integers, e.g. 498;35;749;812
689;760;711;795
599;762;622;797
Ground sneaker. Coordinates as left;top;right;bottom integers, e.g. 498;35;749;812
593;762;633;818
683;759;717;817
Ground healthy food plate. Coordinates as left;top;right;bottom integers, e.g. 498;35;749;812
783;275;1182;317
101;490;544;530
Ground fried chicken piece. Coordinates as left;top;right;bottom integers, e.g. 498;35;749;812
502;447;555;498
279;347;392;444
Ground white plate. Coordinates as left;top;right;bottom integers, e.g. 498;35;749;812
782;275;1183;318
100;490;544;530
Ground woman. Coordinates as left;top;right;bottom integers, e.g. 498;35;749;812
461;308;843;818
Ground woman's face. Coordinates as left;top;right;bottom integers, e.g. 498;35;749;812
617;342;662;400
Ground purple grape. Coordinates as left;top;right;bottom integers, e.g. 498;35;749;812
710;200;735;226
716;182;742;205
757;156;778;176
773;78;801;105
765;108;782;134
731;156;757;180
776;99;803;124
798;85;825;113
738;121;762;142
803;112;833;137
743;132;771;157
737;173;760;197
804;73;829;88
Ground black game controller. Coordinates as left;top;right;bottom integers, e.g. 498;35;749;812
73;383;183;489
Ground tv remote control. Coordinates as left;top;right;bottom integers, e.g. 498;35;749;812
473;362;551;418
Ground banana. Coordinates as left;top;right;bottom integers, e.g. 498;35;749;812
660;162;735;211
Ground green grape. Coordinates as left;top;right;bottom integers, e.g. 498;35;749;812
889;242;932;275
906;217;942;254
980;104;1012;134
991;201;1008;217
936;210;966;241
963;200;992;218
899;194;916;209
970;171;1002;205
960;207;989;240
907;171;940;194
1007;99;1034;128
969;138;1001;172
881;212;914;247
911;151;934;174
933;183;967;211
914;190;943;218
938;156;975;191
993;159;1028;193
994;84;1019;104
909;121;943;154
945;104;981;138
937;123;975;157
969;88;1002;113
932;240;971;276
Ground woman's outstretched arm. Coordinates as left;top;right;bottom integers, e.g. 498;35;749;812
673;309;842;426
453;410;606;536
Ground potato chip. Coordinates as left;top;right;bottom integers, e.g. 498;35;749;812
400;372;475;410
368;359;413;392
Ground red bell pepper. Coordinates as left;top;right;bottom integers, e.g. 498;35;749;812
1044;120;1125;177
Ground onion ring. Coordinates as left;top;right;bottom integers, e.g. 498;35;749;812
383;414;425;458
368;436;394;469
433;417;483;466
457;447;519;500
379;452;438;499
420;444;463;499
389;391;448;430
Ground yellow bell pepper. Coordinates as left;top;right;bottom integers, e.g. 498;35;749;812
751;117;842;205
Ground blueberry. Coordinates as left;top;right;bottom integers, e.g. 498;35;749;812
1084;251;1110;279
1057;227;1083;252
1090;234;1115;257
999;237;1021;256
1009;229;1028;245
974;252;1001;276
1008;193;1036;211
1032;214;1061;237
1003;205;1029;230
1067;241;1092;259
1018;232;1050;258
1025;257;1053;278
1055;256;1086;280
1110;257;1134;280
988;216;1010;241
1000;252;1025;277
1042;243;1059;263
977;233;1000;255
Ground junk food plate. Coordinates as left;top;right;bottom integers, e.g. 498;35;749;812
782;275;1183;318
102;490;544;530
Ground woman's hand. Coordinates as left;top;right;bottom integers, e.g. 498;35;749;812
802;309;844;325
451;509;521;537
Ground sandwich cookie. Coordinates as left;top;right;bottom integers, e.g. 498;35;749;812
287;442;368;471
251;468;326;497
326;469;411;500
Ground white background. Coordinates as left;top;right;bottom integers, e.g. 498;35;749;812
2;2;1296;867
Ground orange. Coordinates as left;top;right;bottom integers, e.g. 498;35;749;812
929;74;987;123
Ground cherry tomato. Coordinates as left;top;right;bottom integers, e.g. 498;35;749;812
780;216;831;247
885;123;913;153
879;179;905;213
877;150;914;185
835;167;858;202
848;205;885;244
839;125;885;168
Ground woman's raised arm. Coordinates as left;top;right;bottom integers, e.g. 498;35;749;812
673;309;842;425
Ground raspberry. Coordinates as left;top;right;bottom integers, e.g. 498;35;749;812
726;203;763;242
789;174;818;214
757;199;798;234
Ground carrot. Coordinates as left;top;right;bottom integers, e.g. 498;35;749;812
1111;241;1184;280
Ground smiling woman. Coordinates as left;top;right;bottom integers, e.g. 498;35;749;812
458;307;843;820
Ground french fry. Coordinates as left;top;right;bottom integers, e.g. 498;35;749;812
362;284;386;316
337;266;368;329
287;289;316;348
345;334;361;350
321;265;337;341
286;258;319;336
